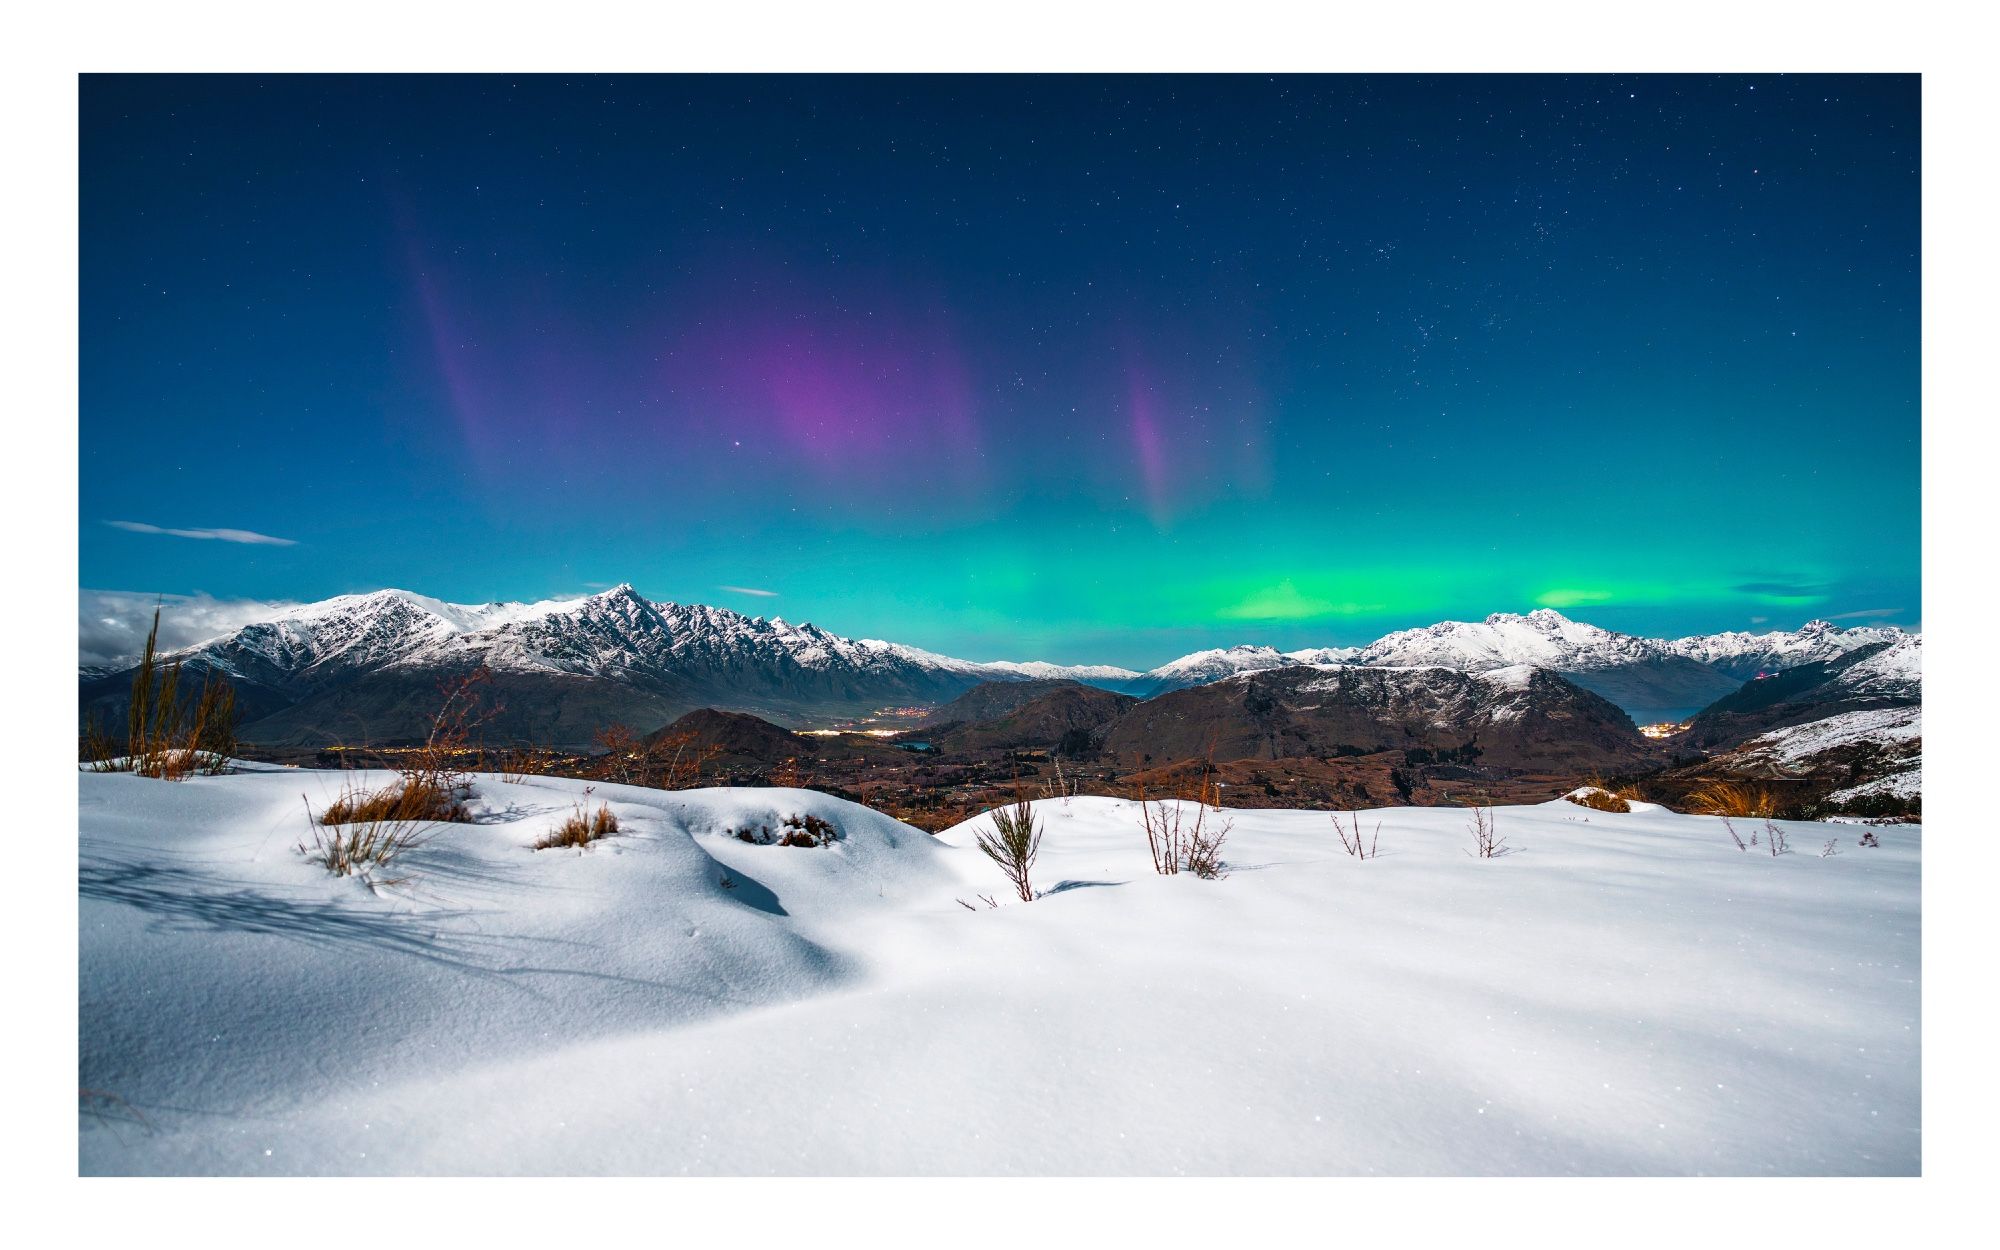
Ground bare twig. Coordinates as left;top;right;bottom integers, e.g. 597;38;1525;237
1331;811;1381;859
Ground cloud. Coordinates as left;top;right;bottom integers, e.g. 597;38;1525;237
105;520;297;546
1731;579;1828;603
79;589;299;668
1826;607;1904;620
720;585;779;598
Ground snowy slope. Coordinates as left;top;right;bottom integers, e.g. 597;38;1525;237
1832;634;1923;698
1709;691;1922;806
1736;706;1922;768
81;772;1919;1175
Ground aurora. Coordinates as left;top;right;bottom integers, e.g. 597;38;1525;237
80;74;1919;668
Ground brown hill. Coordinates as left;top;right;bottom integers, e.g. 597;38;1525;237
920;681;1138;754
1102;665;1653;773
646;707;815;765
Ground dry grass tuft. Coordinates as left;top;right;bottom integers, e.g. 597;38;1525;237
318;775;468;826
299;792;430;883
1685;780;1778;818
1565;786;1631;814
81;608;238;780
534;800;620;850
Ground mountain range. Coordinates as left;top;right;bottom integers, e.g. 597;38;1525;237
77;585;1914;748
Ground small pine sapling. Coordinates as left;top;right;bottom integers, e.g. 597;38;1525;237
976;792;1043;902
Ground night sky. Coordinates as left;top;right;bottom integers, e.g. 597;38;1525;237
80;74;1920;666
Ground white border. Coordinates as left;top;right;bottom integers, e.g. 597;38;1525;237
9;0;1992;1240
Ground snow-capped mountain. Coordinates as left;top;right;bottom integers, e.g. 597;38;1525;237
1664;618;1910;681
1134;644;1298;692
78;585;1149;745
1132;610;1920;726
79;586;1922;749
148;586;1142;691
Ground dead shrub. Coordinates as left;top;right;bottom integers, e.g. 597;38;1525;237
1331;811;1381;859
1466;797;1509;858
491;746;542;784
591;724;723;790
1137;756;1231;879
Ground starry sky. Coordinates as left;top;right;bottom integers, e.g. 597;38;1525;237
80;74;1920;666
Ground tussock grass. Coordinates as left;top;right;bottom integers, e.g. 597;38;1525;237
535;802;619;850
318;775;468;826
1685;780;1778;818
301;668;499;880
299;792;430;882
81;608;238;780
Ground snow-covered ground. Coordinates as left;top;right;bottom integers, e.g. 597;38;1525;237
79;769;1920;1175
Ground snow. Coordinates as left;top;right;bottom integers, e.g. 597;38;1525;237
1350;609;1650;672
1667;619;1909;673
81;771;1920;1175
1836;635;1923;694
1828;767;1923;804
1721;694;1922;803
1739;706;1922;769
1475;662;1540;691
1141;643;1297;688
